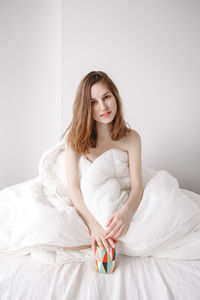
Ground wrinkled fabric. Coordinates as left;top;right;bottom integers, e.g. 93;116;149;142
0;141;199;263
79;148;200;260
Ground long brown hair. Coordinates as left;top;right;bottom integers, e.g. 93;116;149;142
60;71;131;154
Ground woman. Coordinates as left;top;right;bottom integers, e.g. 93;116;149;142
62;71;144;253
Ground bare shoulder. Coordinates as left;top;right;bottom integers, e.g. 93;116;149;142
123;129;142;152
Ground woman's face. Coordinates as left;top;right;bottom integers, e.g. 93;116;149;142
90;82;117;124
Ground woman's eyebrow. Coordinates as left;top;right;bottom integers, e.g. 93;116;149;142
91;91;110;100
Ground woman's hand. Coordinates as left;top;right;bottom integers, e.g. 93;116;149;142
89;220;118;252
104;205;133;240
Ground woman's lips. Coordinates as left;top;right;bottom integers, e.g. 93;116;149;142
100;112;111;118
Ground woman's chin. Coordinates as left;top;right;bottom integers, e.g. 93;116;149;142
94;115;115;124
96;119;113;125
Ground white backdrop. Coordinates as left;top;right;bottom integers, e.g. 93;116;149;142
0;0;61;190
61;0;200;194
0;0;199;194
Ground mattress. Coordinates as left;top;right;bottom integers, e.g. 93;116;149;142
0;251;200;300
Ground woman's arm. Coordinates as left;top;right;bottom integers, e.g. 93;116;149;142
64;134;117;251
104;130;144;239
122;130;143;214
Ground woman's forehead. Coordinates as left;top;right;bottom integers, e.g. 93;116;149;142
90;82;110;99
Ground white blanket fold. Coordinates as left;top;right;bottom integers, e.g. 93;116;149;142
0;141;200;263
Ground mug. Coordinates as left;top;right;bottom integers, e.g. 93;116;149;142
94;245;116;274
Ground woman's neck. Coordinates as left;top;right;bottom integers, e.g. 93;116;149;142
96;122;112;144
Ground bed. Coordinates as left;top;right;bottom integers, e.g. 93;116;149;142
0;141;200;299
0;247;200;299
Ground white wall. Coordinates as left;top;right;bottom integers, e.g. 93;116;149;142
61;0;200;194
1;0;199;194
0;0;61;189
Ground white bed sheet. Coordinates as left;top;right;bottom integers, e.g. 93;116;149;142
0;251;200;300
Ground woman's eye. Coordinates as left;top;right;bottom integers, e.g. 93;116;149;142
91;101;96;105
104;95;110;100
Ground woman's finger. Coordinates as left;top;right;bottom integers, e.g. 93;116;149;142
116;225;129;238
112;238;118;243
105;222;122;239
114;225;126;238
107;238;116;248
105;217;118;235
101;236;110;252
96;239;104;250
106;215;114;227
91;238;95;249
121;226;129;236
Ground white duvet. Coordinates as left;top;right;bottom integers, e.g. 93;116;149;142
0;141;200;263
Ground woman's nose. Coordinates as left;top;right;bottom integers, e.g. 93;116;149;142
99;100;107;109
